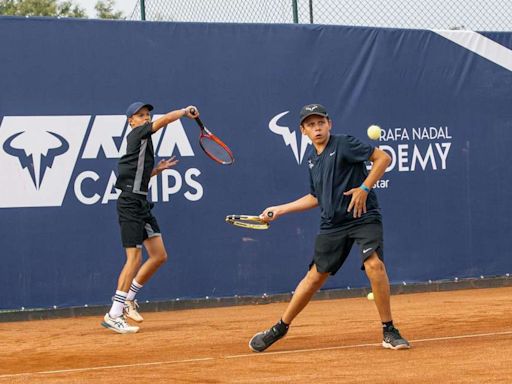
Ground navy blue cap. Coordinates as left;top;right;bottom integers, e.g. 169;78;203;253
126;102;154;117
299;104;329;124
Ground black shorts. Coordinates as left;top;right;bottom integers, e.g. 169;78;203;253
117;191;161;248
311;222;384;275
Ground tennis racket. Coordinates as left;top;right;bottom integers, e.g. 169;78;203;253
190;108;234;165
225;212;273;230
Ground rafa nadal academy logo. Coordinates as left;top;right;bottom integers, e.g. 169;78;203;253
0;115;204;208
3;131;69;190
269;111;311;165
0;116;90;208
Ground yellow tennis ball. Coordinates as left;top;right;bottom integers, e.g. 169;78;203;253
367;125;382;140
367;292;374;301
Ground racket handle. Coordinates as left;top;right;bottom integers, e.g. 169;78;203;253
267;211;274;218
188;107;204;127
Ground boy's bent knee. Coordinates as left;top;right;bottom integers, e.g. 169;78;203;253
364;254;385;273
159;252;168;264
152;251;168;265
305;270;328;288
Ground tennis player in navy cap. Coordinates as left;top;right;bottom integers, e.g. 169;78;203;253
101;102;198;334
249;104;410;351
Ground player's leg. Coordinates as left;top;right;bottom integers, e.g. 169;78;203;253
101;246;142;334
363;253;391;322
249;265;329;353
282;264;329;324
118;247;144;291
125;217;167;322
249;232;349;352
137;235;167;284
355;222;410;349
364;253;409;349
102;193;144;334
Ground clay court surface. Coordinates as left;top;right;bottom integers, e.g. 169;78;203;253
1;287;511;383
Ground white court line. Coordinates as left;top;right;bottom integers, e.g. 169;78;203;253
225;342;380;359
225;330;512;359
0;357;214;379
1;330;512;379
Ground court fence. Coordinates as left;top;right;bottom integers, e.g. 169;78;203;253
129;0;512;31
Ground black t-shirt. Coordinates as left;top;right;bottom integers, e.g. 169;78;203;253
308;134;381;233
115;122;155;195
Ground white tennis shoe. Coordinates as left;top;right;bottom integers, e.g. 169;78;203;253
101;313;139;334
124;300;144;323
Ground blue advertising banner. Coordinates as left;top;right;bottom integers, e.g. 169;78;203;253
0;17;511;309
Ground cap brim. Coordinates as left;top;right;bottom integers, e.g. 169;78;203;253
300;112;328;124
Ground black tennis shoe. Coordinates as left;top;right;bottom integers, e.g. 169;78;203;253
382;326;410;350
249;320;289;352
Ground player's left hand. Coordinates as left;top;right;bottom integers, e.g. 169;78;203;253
155;156;178;172
344;188;368;218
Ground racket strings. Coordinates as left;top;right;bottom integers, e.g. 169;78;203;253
200;136;233;165
225;215;269;230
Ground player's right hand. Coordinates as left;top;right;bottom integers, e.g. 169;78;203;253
184;106;199;118
259;208;278;222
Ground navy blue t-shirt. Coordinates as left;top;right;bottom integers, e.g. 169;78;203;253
307;134;381;233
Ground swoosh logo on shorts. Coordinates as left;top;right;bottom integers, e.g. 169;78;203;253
363;248;373;253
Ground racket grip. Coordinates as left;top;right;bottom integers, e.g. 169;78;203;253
188;108;204;127
267;211;274;218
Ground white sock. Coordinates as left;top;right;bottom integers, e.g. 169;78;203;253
126;280;143;302
109;290;127;318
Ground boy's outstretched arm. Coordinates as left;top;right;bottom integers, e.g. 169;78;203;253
260;194;319;221
151;105;198;132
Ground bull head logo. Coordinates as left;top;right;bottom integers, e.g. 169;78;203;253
3;131;69;190
269;111;311;164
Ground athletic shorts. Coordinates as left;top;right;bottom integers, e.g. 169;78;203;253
117;191;161;248
310;222;384;275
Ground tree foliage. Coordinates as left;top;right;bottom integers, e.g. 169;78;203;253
0;0;86;17
95;0;122;19
0;0;124;19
